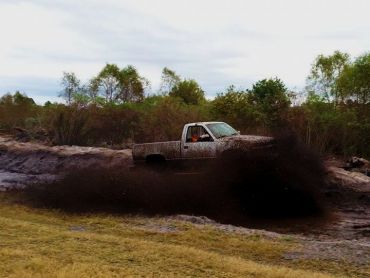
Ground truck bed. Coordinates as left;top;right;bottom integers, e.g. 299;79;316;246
132;141;181;162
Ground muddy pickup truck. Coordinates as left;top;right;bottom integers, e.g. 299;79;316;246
132;122;274;165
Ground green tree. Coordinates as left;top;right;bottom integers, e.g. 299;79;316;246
13;91;35;106
72;93;90;108
159;67;181;95
60;72;81;104
212;86;258;129
337;53;370;104
307;51;350;103
116;65;149;103
248;78;290;128
0;92;37;129
169;79;205;105
92;64;149;103
86;77;101;104
94;64;121;102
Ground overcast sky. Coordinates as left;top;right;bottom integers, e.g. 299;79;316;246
0;0;369;103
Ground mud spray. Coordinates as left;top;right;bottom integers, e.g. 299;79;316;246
24;133;328;227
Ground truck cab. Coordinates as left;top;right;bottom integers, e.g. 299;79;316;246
181;122;238;159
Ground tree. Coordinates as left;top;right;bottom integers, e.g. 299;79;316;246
60;72;81;104
212;86;257;129
307;51;350;103
159;67;181;95
116;65;149;103
86;77;100;103
337;53;370;104
248;78;290;128
95;64;121;102
13;91;35;106
0;92;37;129
72;93;90;108
92;64;149;103
169;79;205;105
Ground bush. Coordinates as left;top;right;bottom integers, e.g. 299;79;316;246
0;92;38;131
46;105;90;145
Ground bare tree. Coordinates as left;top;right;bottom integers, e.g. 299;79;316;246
60;72;81;104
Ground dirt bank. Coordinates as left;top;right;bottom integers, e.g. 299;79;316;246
0;135;132;190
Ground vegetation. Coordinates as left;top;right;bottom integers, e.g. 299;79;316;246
0;193;367;277
60;72;81;104
0;52;370;157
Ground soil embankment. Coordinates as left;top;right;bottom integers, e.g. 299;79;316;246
0;135;132;190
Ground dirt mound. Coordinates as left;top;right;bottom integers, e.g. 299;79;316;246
0;136;132;190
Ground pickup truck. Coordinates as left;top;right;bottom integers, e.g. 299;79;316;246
132;122;275;166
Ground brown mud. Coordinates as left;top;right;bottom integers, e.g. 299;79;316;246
0;134;369;243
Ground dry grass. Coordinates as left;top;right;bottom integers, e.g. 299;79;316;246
0;193;367;277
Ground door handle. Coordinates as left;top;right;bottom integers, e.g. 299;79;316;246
184;146;188;149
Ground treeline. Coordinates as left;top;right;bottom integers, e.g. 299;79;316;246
0;51;369;158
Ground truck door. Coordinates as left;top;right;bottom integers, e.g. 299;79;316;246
182;125;217;159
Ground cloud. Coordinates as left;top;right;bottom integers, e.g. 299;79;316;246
0;0;369;102
0;75;63;104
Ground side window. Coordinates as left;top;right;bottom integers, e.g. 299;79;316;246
186;126;212;143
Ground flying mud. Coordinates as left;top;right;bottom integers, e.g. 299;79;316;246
23;133;327;222
1;134;369;240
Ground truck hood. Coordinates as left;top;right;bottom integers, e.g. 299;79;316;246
218;135;275;148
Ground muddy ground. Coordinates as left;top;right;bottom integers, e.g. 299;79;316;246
0;135;132;190
0;135;369;265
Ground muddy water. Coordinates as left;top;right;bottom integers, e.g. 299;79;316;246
248;175;370;241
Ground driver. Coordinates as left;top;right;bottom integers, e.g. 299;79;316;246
191;131;200;142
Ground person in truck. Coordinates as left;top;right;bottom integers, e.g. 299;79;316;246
191;129;200;142
189;126;211;142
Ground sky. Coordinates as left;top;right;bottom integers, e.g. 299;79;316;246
0;0;369;104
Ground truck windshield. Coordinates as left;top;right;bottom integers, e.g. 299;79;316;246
206;123;238;138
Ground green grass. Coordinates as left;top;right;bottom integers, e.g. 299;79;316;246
0;193;368;277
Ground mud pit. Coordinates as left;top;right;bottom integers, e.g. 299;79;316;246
0;134;369;246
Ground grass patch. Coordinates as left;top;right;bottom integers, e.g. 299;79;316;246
0;193;368;277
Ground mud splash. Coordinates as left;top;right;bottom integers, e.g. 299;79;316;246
2;132;368;240
24;133;327;225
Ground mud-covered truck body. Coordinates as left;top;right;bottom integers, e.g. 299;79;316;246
132;122;274;164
